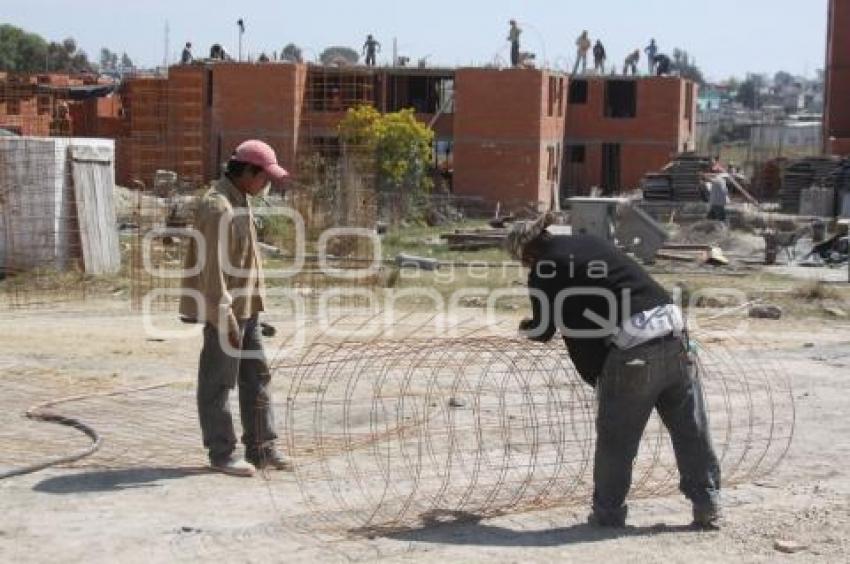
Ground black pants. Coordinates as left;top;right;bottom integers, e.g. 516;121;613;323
196;315;277;463
511;42;520;66
707;205;727;221
366;52;376;66
592;337;720;523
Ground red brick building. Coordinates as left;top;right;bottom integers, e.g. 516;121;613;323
111;63;458;190
0;72;118;137
825;0;850;156
452;68;567;208
3;63;696;209
562;76;697;196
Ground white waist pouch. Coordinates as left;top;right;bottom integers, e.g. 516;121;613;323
612;304;684;350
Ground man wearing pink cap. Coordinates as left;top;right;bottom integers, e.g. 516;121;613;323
180;140;290;476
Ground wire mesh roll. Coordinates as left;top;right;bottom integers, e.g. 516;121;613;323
278;336;794;530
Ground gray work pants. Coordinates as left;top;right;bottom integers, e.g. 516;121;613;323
196;315;277;463
511;41;520;66
572;51;588;74
592;336;720;523
707;205;727;222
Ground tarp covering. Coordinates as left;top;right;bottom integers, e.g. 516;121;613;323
36;83;117;100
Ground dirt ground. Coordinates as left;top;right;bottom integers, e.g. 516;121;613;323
1;299;849;563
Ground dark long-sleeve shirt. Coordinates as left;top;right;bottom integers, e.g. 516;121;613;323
524;234;671;385
593;44;606;60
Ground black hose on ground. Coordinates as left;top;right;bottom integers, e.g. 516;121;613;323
0;383;172;480
0;405;101;480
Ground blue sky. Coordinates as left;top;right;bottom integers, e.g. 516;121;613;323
4;0;829;80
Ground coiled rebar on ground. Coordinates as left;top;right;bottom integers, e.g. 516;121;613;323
280;336;795;530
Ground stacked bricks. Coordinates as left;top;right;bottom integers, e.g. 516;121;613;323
115;77;168;188
166;65;206;185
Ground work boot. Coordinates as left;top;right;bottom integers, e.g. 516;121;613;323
210;456;256;477
246;447;293;471
692;504;722;531
587;508;627;528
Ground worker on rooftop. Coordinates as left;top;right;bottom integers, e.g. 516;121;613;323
508;20;522;67
363;34;381;67
180;140;292;477
508;213;722;530
572;31;592;75
209;43;229;61
654;53;672;76
645;38;659;74
624;49;640;76
181;42;193;65
592;40;607;74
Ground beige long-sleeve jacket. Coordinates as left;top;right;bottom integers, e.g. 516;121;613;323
179;177;265;334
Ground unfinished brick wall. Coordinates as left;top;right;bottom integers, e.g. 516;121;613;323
452;68;566;209
0;75;59;136
825;0;850;155
166;65;206;184
109;64;693;204
209;63;305;179
563;76;695;195
0;73;116;139
115;77;167;187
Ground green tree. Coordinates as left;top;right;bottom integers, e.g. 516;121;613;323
120;52;134;69
0;24;48;71
320;46;359;66
339;105;434;198
774;70;794;88
99;48;115;70
0;25;92;73
735;74;765;109
281;43;303;63
671;48;705;85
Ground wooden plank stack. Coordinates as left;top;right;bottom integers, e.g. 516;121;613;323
441;228;507;251
71;145;121;275
641;153;712;202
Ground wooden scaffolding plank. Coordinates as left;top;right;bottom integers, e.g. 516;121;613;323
70;144;121;275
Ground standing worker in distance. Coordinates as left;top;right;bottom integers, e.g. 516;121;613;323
645;38;659;74
180;140;292;477
363;34;381;67
705;172;730;222
573;30;592;74
507;214;722;529
508;20;522;67
593;40;607;74
181;42;193;64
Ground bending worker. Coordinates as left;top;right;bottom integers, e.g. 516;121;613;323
506;213;721;529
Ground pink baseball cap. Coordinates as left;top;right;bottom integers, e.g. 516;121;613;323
233;140;289;181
